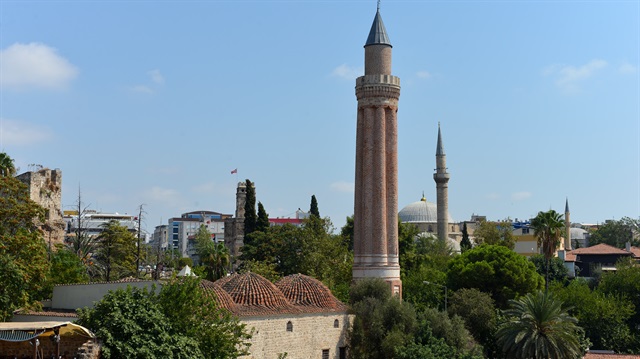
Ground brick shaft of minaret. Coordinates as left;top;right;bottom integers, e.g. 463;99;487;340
353;34;402;295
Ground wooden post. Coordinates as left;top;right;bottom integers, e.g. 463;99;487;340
32;338;37;359
54;327;60;358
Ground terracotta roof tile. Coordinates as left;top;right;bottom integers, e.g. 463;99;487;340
199;280;237;312
276;274;347;312
584;353;640;359
570;243;632;256
630;246;640;258
15;309;78;318
215;273;302;316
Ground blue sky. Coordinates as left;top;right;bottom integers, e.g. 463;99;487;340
1;0;638;233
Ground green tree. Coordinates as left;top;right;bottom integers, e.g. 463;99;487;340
340;215;354;251
598;258;640;330
42;244;89;296
94;220;137;281
348;278;417;359
310;194;320;218
472;220;516;249
460;223;472;253
448;288;497;352
77;286;203;359
196;225;230;282
447;245;544;308
496;291;585;359
531;210;565;291
0;152;16;177
244;179;257;236
0;252;28;321
528;254;568;284
590;217;640;248
552;279;633;352
256;201;270;232
0;175;49;318
178;257;193;269
157;277;252;359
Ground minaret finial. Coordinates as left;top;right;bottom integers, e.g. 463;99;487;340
377;0;381;11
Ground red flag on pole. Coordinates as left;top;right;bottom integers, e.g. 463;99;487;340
230;168;237;174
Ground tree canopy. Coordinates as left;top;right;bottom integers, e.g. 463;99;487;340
93;220;137;281
472;220;515;249
243;179;257;236
447;245;544;308
0;175;49;319
589;217;640;248
310;195;320;218
530;210;565;291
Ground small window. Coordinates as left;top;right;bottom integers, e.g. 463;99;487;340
333;319;339;328
286;321;293;332
339;347;347;359
322;349;330;359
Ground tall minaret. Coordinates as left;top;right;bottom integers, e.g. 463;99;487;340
352;6;402;296
565;198;571;250
434;123;450;242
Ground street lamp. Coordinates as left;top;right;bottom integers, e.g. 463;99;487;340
423;281;448;312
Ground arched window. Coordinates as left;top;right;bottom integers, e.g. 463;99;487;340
286;321;293;332
333;319;339;328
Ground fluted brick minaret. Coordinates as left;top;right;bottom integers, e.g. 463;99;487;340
352;8;402;296
565;198;571;250
434;123;450;242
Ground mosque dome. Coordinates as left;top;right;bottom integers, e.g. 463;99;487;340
215;272;299;315
399;196;454;223
276;274;347;312
199;279;237;312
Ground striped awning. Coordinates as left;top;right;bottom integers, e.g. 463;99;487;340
0;322;94;342
0;329;46;342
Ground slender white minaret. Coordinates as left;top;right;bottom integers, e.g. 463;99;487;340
434;123;450;242
565;198;571;250
352;7;402;297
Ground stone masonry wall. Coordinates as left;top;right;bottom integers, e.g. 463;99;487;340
0;336;97;358
240;313;352;359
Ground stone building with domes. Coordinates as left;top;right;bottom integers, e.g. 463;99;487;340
207;272;351;359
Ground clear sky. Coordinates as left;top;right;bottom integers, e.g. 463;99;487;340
1;0;638;234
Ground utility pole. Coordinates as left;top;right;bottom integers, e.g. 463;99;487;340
136;204;145;277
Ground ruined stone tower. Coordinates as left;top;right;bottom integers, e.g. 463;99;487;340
224;181;246;262
434;123;450;242
16;168;65;248
352;8;402;296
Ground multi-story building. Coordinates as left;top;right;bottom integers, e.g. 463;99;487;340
64;210;138;239
168;211;232;262
149;224;169;251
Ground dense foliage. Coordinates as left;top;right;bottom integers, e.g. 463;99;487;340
0;175;49;320
93;220;137;281
472;221;515;249
195;225;230;281
447;245;544;308
78;278;252;359
589;217;640;248
496;291;585;359
243;179;257;236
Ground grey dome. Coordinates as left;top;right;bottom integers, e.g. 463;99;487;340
399;197;454;223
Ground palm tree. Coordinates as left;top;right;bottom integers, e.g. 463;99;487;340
0;152;16;177
199;241;230;281
531;210;565;291
496;291;583;359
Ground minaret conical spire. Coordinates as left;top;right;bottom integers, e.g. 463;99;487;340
365;8;391;47
565;197;570;213
436;122;445;156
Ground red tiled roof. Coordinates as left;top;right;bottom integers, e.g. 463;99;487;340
199;280;237;312
14;309;78;318
584;353;640;359
276;274;347;312
570;243;632;256
215;273;301;316
565;252;577;262
629;246;640;258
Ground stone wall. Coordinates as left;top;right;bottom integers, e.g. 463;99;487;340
240;312;351;359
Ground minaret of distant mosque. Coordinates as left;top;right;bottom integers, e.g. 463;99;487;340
565;198;571;250
434;123;450;242
352;4;402;296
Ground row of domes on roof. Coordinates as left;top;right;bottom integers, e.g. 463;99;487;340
199;272;347;316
